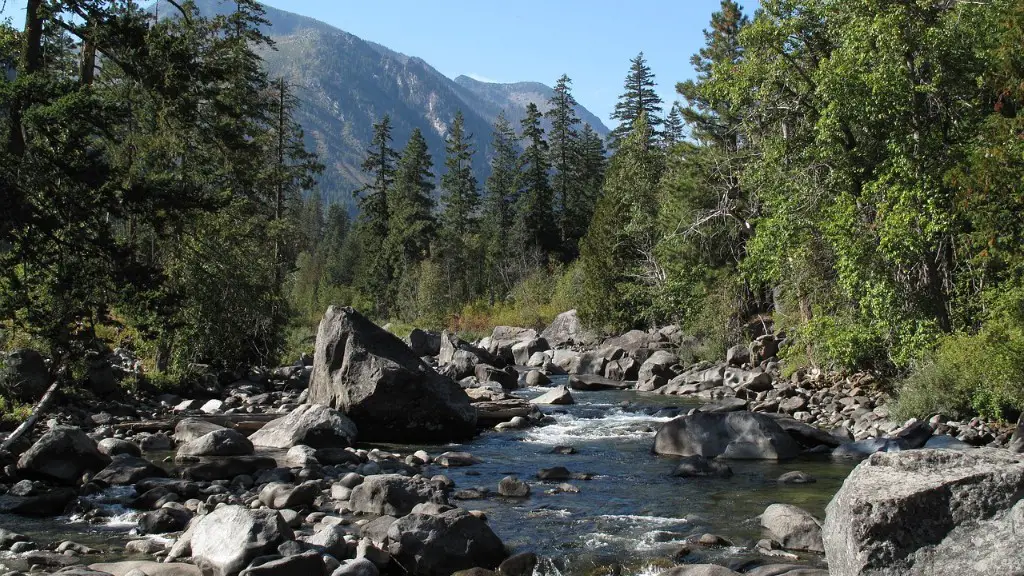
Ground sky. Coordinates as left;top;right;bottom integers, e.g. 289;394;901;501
0;0;760;127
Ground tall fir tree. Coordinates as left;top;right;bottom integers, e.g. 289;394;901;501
662;103;685;147
609;52;664;150
515;103;557;257
386;128;436;304
563;123;608;259
355;115;400;315
481;113;521;299
546;74;581;256
438;111;481;308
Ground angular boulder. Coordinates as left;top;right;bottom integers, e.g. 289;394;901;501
541;310;597;348
176;429;253;458
93;455;167;485
17;426;110;485
387;508;506;576
529;386;574;406
823;448;1024;575
173;419;226;444
761;504;824;552
1009;412;1024;453
637;350;679;382
408;329;442;357
258;481;320;510
248;404;357;449
191;506;293;576
349;474;448;516
653;412;800;460
306;307;476;443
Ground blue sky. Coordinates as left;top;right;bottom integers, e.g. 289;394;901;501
0;0;759;127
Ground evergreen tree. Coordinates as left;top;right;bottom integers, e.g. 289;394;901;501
545;74;581;256
662;103;685;147
562;123;608;259
386;128;436;309
580;114;663;331
481;113;521;299
515;103;557;256
609;52;664;150
354;115;399;314
437;111;481;308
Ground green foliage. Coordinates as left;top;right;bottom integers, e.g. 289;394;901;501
515;103;557;256
609;52;664;150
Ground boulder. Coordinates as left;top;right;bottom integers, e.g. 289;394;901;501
637;350;679;382
89;562;202;576
541;310;597;348
96;438;141;458
529;386;574;406
657;566;740;576
0;487;76;516
1008;412;1024;453
333;559;378;576
176;429;253;458
259;481;320;509
387;509;506;576
239;552;323;576
248;404;357;449
349;474;448;516
653;412;800;460
823;448;1024;575
523;370;550;387
567;374;632;391
140;507;193;534
181;456;276;481
511;339;548;366
726;344;750;367
0;348;49;402
93;455;167;485
191;506;293;576
408;329;442;357
761;504;824;552
17;426;110;485
306;307;476;443
497;476;530;497
572;352;607;376
474;364;518;391
671;455;733;478
173;419;226;444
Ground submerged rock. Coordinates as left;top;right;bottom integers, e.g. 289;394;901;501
306;306;476;443
654;412;800;460
823;448;1024;575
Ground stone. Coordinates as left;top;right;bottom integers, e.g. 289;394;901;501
181;456;277;482
511;339;548;367
0;348;49;402
359;516;398;545
248;404;357;449
349;474;447;516
761;504;823;552
567;374;632;391
140;507;193;534
259;481;320;510
523;370;550;387
497;552;538;576
387;509;506;576
200;399;223;414
92;456;167;485
239;552;324;576
670;455;733;478
17;426;110;484
699;397;748;413
536;467;571;481
173;419;226;444
654;412;801;460
435;451;478;467
474;364;518;391
332;559;378;576
540;310;597;348
637;350;679;382
191;506;294;576
1008;412;1023;453
497;476;530;497
89;562;202;576
176;429;253;458
408;329;442;357
658;567;740;576
304;525;348;559
139;433;173;452
726;344;750;367
285;445;319;468
0;487;77;516
823;448;1024;575
528;386;573;405
96;438;141;458
306;307;476;443
777;471;816;484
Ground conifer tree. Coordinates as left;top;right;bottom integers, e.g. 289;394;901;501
609;52;664;150
662;103;685;147
437;111;480;308
386;128;436;295
355;115;400;314
562;123;607;259
546;74;581;255
481;113;521;299
515;103;557;256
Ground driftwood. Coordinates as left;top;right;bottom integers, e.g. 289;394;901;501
113;413;281;434
0;379;61;455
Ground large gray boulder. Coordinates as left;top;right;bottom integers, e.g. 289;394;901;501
408;329;442;357
191;506;294;576
541;310;597;348
0;349;49;402
176;429;253;458
17;426;110;484
1009;412;1024;453
93;455;167;485
637;350;679;382
529;386;574;406
761;504;824;552
349;474;448;516
653;412;800;460
248;404;357;449
823;448;1024;575
387;508;506;576
306;307;476;443
173;419;226;444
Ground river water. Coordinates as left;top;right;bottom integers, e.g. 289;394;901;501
1;382;856;575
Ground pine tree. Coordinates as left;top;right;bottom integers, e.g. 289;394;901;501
609;52;664;150
515;103;557;256
386;128;436;305
355;115;400;314
546;74;581;255
437;111;481;308
562;123;607;259
481;113;521;299
662;103;685;147
580;114;663;331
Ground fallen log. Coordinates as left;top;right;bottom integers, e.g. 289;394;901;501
0;379;61;455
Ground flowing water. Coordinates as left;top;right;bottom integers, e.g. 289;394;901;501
1;382;857;575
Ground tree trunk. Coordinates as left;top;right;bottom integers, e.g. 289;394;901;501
0;379;60;455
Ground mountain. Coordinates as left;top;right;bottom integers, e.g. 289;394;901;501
161;1;611;210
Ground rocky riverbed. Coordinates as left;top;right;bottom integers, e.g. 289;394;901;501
0;306;1022;576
